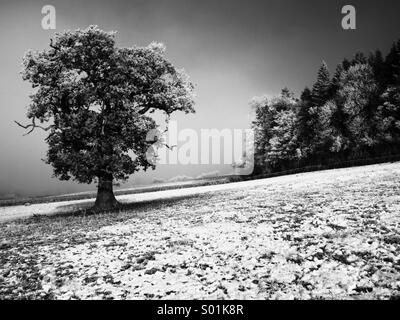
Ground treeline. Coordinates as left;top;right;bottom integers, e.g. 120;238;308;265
252;39;400;175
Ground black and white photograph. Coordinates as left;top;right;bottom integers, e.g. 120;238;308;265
1;0;400;306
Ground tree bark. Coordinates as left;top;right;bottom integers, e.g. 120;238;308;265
94;175;119;210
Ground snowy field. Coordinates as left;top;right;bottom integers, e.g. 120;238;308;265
1;162;400;299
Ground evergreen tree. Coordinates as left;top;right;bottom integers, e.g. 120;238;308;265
341;58;351;72
368;50;386;90
311;61;331;107
329;63;344;99
251;96;273;172
352;52;367;65
296;87;315;157
300;87;312;102
385;40;400;85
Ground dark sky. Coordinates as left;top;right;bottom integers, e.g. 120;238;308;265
1;0;400;197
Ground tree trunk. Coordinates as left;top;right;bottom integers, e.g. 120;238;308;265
94;176;119;210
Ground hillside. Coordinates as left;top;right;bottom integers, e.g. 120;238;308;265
0;162;400;299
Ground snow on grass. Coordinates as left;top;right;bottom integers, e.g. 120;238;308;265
1;162;400;299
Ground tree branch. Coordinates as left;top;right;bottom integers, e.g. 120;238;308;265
14;118;52;136
138;106;151;115
138;104;172;115
49;39;61;51
152;113;176;150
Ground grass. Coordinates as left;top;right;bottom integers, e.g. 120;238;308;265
1;162;400;299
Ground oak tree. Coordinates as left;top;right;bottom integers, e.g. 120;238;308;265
17;26;195;209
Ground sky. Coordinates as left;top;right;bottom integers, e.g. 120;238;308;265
1;0;400;197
